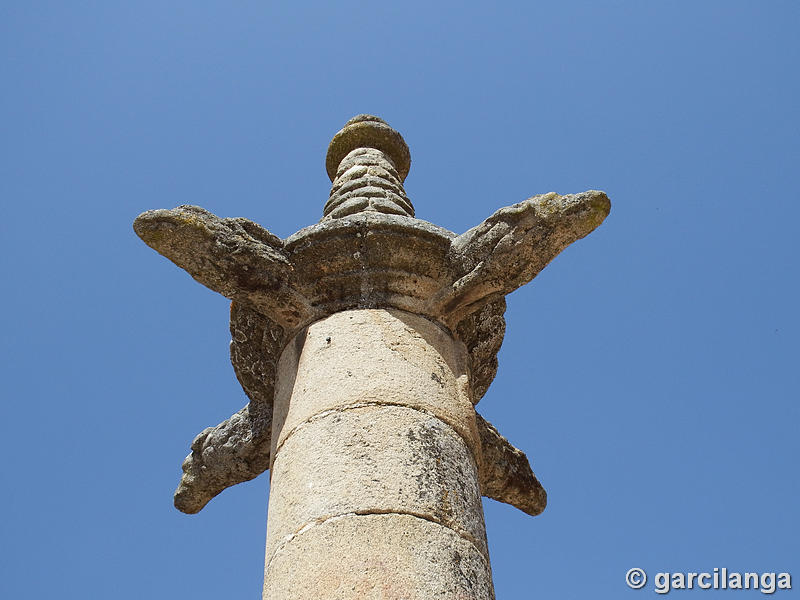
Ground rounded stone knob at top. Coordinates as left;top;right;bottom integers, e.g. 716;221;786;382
326;115;411;182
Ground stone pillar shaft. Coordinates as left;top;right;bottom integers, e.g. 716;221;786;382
264;309;494;599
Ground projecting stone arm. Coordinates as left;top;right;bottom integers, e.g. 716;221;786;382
133;205;313;329
476;414;546;516
173;302;284;514
174;403;272;513
438;191;611;326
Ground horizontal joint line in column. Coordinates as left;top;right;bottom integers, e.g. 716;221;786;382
270;400;479;469
265;509;490;574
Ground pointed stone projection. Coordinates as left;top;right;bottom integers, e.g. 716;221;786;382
134;115;610;599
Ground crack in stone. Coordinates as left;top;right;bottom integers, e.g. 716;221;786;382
270;400;481;471
264;509;491;575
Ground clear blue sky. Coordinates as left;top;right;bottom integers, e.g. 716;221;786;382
2;2;797;598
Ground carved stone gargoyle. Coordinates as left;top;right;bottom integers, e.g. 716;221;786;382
134;115;609;518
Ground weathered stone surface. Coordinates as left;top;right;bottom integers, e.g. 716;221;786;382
133;205;312;329
283;212;455;319
173;302;283;513
229;301;284;410
134;189;609;352
476;414;547;516
266;405;487;559
325;147;414;219
264;308;493;597
456;299;506;402
263;513;494;600
174;403;271;514
438;190;611;328
326;114;411;182
270;309;479;460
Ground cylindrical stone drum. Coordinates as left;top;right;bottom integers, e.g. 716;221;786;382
263;309;494;599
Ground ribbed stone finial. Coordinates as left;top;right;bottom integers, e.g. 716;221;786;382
323;115;415;220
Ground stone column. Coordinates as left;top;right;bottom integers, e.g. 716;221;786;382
133;114;610;600
264;309;491;599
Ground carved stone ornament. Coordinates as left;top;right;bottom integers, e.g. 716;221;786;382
134;115;609;521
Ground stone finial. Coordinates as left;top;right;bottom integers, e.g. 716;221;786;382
323;115;414;219
325;115;411;182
